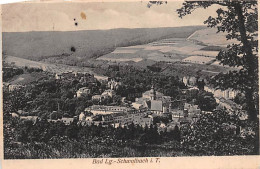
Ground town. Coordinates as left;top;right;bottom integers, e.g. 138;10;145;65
4;68;248;135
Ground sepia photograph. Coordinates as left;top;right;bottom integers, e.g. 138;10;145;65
1;0;259;161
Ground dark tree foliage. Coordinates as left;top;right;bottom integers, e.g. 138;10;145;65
196;91;217;112
98;65;184;100
2;67;24;81
181;110;258;155
4;117;183;158
177;1;258;121
147;65;162;72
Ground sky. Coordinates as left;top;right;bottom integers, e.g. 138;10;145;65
2;1;221;32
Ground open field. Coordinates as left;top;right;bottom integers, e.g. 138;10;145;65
97;28;231;64
97;38;204;63
188;28;238;47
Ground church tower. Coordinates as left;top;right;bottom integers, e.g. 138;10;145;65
150;85;156;100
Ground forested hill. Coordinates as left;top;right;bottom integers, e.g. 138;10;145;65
3;26;205;62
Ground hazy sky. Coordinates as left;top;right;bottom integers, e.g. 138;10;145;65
2;1;221;32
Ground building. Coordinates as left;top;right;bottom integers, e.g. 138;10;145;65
94;75;109;82
55;73;63;80
133;115;153;128
78;73;96;84
142;85;164;101
171;103;201;124
83;110;152;128
172;109;185;122
20;116;39;124
183;76;189;86
101;89;116;99
79;112;86;121
3;82;10;91
76;87;91;97
134;86;171;115
182;76;197;86
107;79;121;90
204;86;239;100
11;112;20;118
132;101;148;110
85;105;132;115
184;103;201;117
151;100;163;115
182;56;215;65
9;84;24;92
60;117;75;125
92;95;102;101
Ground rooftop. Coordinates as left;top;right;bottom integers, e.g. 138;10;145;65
151;100;163;111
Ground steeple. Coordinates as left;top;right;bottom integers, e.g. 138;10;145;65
150;85;156;100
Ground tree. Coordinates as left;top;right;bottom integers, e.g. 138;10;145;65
176;1;258;120
196;91;217;111
181;110;258;155
172;125;181;142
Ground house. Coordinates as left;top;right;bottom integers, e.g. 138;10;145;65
11;112;20;118
189;77;197;86
132;102;144;110
60;117;74;125
184;103;201;116
111;123;122;128
20;116;39;124
76;87;91;97
61;71;76;80
101;89;115;98
157;122;167;132
162;96;171;103
79;73;96;83
133;115;153;128
55;73;63;80
204;85;239;100
182;76;189;86
9;84;24;92
94;75;109;82
107;79;121;90
172;109;184;121
132;99;149;110
3;82;10;87
167;123;181;132
79;112;86;121
182;76;197;86
92;95;102;101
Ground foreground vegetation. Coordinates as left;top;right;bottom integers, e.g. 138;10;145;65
4;109;258;159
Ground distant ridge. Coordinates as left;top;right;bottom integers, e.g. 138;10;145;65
2;26;205;66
